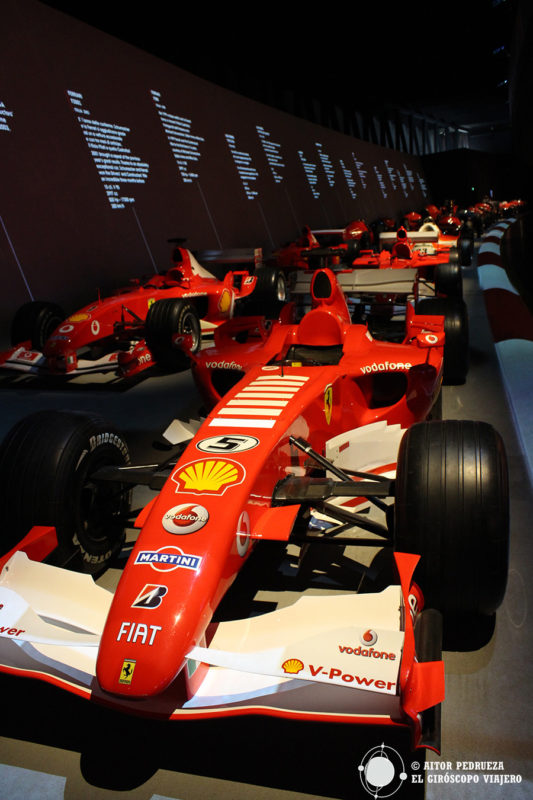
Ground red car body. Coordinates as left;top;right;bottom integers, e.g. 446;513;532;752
275;220;373;271
0;248;258;378
0;267;448;751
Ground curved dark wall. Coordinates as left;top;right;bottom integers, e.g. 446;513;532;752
510;0;533;168
421;148;531;210
1;0;428;338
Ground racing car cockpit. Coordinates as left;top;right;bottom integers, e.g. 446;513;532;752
272;268;351;366
390;227;412;260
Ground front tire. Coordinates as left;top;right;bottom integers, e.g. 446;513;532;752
10;301;65;350
145;299;201;370
0;410;131;572
417;296;469;384
459;236;473;266
394;420;509;621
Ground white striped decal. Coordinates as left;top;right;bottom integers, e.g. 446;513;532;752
226;399;287;406
237;390;295;396
218;407;283;416
209;418;277;428
209;374;309;428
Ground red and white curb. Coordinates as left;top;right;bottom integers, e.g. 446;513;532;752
477;218;533;481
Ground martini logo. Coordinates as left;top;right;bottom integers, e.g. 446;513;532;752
131;584;168;609
119;659;136;685
171;458;245;495
162;503;209;534
361;629;377;646
196;434;259;454
134;546;202;572
324;384;333;424
282;658;304;675
218;288;232;313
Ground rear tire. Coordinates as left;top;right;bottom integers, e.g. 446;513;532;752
417;296;469;384
459;236;473;266
10;301;65;350
394;420;509;621
434;262;463;299
241;267;287;318
145;299;201;370
0;410;131;573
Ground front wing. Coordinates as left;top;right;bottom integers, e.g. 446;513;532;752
0;540;443;747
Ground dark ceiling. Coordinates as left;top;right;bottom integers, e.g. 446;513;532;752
39;0;516;146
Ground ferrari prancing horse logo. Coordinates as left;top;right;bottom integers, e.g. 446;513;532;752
119;659;136;685
324;384;333;425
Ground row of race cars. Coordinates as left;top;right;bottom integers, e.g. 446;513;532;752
1;213;472;381
0;210;511;761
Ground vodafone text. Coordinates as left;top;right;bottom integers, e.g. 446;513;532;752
338;644;396;660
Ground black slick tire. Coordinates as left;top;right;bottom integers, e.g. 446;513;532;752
145;299;201;370
434;262;463;299
0;410;131;573
394;420;509;621
417;296;469;384
10;301;65;350
243;267;287;318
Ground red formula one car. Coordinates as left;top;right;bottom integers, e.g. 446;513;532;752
0;247;284;378
0;268;508;753
379;221;474;267
276;226;470;383
275;220;373;271
276;218;473;277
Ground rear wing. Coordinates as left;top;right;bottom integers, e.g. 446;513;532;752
380;231;439;251
292;268;422;297
194;247;265;271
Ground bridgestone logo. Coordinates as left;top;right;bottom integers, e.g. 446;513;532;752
89;432;129;461
359;361;412;374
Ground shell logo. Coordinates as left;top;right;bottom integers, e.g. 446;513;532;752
360;629;378;646
218;288;232;313
324;384;333;425
282;658;304;675
68;313;89;322
171;458;245;495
